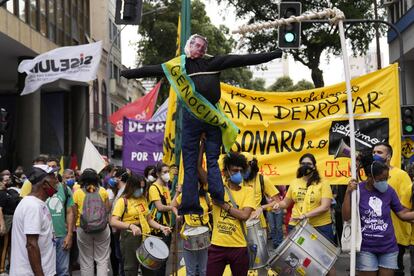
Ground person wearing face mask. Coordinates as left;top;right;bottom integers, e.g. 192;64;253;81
241;152;280;248
107;167;129;276
111;174;171;276
372;142;413;276
273;153;336;275
9;165;59;276
206;152;255;276
73;169;111;276
46;168;75;276
343;151;414;276
148;162;173;276
144;165;157;186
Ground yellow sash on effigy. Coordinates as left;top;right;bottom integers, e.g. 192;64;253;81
162;55;239;152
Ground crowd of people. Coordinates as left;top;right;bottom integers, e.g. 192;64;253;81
0;141;413;276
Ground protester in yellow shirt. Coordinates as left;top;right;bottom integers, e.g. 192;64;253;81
148;162;173;276
111;174;171;276
373;142;413;276
241;152;279;229
273;153;335;275
206;152;255;276
72;168;111;276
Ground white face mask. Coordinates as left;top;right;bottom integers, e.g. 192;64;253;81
147;175;156;183
161;173;170;183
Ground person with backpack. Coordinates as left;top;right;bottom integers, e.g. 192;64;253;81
111;174;171;276
148;162;173;276
73;168;111;276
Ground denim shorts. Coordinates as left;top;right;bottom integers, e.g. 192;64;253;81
356;251;398;271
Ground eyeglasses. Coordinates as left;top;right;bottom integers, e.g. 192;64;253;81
300;162;313;166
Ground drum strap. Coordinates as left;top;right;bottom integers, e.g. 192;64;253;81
224;186;256;268
224;186;248;242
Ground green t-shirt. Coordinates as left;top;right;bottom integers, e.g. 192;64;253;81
46;183;74;237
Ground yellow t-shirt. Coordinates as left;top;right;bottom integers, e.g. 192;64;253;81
73;183;81;192
148;183;171;225
244;175;278;228
112;196;149;225
176;193;211;227
73;187;109;226
211;184;255;247
286;178;333;227
20;180;32;197
388;167;412;246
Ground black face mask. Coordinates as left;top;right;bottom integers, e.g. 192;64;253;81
297;165;314;178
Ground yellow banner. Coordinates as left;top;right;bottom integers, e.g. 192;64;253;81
162;17;181;166
220;63;401;185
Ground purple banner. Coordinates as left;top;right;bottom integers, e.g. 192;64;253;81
122;118;165;174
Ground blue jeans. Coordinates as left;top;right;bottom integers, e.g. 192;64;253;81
179;108;224;215
356;251;399;271
183;248;208;276
267;211;284;249
56;236;70;276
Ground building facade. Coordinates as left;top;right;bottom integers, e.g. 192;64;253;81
386;0;414;105
0;0;144;170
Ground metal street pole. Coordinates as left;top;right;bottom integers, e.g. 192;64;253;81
106;6;168;159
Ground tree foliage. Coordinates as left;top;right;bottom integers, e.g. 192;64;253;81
268;76;314;91
217;0;383;87
135;0;266;103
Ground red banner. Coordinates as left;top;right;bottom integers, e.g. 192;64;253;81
110;81;161;136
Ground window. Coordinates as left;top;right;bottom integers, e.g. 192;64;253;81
102;81;107;119
48;0;56;42
56;0;64;45
39;0;47;36
29;0;37;29
111;103;119;114
6;0;14;14
18;0;26;22
64;0;71;44
92;79;99;128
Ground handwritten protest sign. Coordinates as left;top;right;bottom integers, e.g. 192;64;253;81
219;64;400;185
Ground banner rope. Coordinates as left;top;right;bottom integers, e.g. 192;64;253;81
232;7;345;35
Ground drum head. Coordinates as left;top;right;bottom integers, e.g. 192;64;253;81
183;226;209;236
246;219;260;227
144;237;169;260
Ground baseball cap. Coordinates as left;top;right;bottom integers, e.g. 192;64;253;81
28;165;59;184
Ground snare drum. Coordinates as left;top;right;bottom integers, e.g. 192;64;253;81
182;226;210;251
246;219;269;269
136;237;169;270
268;220;340;276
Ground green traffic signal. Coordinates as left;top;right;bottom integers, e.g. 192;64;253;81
405;125;413;133
284;32;295;43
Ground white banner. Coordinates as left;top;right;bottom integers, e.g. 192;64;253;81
81;137;106;173
18;41;102;95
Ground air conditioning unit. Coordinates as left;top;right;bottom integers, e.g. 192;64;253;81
383;0;397;6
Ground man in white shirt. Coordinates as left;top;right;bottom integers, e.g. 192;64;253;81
10;165;59;276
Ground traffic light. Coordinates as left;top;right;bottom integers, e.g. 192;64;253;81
115;0;143;25
401;106;414;136
0;108;8;135
278;2;302;49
